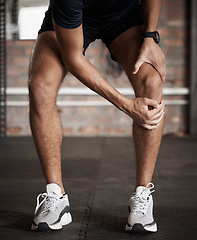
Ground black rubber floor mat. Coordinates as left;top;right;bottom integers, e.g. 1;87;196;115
0;137;197;240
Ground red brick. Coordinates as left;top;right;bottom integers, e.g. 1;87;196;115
79;126;100;134
63;127;73;135
7;47;24;55
163;39;185;47
163;1;181;8
96;116;109;124
167;20;185;27
14;40;34;47
166;66;175;76
7;127;22;135
6;58;12;64
7;66;27;77
104;127;126;134
176;67;186;76
25;47;33;56
159;29;174;37
12;57;29;66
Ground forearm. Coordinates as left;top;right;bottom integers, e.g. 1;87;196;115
66;55;130;114
142;0;162;31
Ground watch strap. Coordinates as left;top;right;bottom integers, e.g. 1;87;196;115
142;31;160;44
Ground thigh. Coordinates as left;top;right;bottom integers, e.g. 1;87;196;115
29;31;67;94
109;25;162;98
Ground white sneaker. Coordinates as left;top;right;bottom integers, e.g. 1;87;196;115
125;183;157;233
31;183;72;231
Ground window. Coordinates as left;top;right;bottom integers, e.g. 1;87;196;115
18;5;48;39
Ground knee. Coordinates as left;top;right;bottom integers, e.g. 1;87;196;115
28;71;57;110
139;72;163;102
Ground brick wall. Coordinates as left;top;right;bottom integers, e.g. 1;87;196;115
159;0;190;136
6;0;190;136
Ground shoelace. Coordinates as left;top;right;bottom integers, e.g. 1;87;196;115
131;183;155;215
35;193;62;214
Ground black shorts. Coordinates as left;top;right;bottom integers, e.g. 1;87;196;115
38;4;144;61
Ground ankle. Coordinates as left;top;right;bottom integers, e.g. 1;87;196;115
47;182;66;194
134;181;153;192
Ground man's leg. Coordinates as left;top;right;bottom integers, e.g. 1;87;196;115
29;32;73;232
28;31;66;193
109;24;163;233
109;25;164;189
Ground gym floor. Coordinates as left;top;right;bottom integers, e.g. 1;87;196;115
0;136;197;240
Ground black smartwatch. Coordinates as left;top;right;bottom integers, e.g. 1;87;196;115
141;31;160;44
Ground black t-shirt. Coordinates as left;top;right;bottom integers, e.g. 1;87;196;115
50;0;141;29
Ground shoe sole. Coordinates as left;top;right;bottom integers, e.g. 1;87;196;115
31;212;72;232
125;222;157;233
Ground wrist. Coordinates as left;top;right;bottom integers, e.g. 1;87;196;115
142;31;160;44
144;27;157;32
143;37;155;43
120;97;134;116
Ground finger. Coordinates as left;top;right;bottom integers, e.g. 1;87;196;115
155;112;164;124
144;98;160;109
147;112;164;125
149;110;165;123
133;57;144;75
148;102;164;119
150;102;165;119
141;123;160;130
144;114;162;126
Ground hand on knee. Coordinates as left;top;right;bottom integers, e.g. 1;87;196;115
128;97;164;130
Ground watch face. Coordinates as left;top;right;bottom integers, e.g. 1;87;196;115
154;31;160;44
